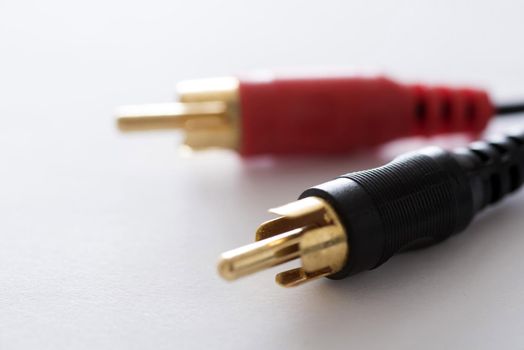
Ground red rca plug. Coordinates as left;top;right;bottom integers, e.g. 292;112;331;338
116;73;496;156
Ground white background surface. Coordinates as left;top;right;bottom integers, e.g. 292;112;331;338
1;1;524;349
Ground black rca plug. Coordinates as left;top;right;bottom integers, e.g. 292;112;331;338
218;132;524;287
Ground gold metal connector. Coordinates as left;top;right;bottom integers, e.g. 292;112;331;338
116;77;240;150
218;197;348;287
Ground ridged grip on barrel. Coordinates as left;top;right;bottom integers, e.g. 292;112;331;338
343;152;472;265
301;148;474;277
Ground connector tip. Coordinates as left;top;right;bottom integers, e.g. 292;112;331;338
115;102;227;131
217;197;348;287
217;256;236;281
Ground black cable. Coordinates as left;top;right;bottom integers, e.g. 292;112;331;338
495;103;524;115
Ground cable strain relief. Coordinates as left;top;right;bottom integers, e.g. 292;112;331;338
408;84;494;136
453;131;524;211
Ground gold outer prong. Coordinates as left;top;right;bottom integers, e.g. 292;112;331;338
217;197;348;287
275;267;332;287
116;77;240;150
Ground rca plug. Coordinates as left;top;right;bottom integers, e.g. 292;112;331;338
218;131;524;287
116;73;494;156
